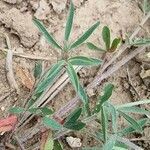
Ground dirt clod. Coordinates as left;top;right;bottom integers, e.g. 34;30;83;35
0;8;39;48
34;0;50;20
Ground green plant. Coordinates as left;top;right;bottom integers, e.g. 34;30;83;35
9;0;101;132
27;0;103;115
80;84;150;150
8;1;150;149
87;26;121;52
140;0;150;15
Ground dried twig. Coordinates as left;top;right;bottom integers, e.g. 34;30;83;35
0;48;55;61
126;65;141;99
117;136;143;150
14;134;26;150
6;49;19;93
16;66;82;129
0;33;20;93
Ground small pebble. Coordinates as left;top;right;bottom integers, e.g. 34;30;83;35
66;136;82;148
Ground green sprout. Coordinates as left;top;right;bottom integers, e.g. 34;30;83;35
87;26;121;52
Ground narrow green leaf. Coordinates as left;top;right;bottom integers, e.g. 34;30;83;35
78;84;90;116
118;106;150;116
36;61;64;93
102;26;111;50
33;18;62;50
64;121;85;131
27;91;43;108
115;141;128;150
130;38;150;46
70;21;100;49
106;103;118;132
116;99;150;109
113;146;128;150
65;0;74;41
28;108;41;115
9;107;25;114
34;61;42;79
29;107;53;116
41;107;54;116
68;56;102;66
43;137;54;150
95;131;105;141
64;108;82;125
43;117;62;131
118;118;147;136
54;140;63;150
78;84;88;104
101;106;107;142
103;135;116;150
87;42;105;52
93;84;114;114
118;111;142;131
100;84;114;104
110;38;121;52
67;62;79;91
143;0;150;15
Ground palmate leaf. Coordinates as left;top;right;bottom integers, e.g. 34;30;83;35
70;21;100;49
118;111;142;132
42;116;62;131
66;62;79;91
33;18;62;50
102;26;110;50
101;106;108;142
68;56;102;66
65;0;74;41
87;42;106;52
36;60;64;93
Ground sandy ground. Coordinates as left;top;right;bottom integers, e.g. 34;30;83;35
0;0;149;149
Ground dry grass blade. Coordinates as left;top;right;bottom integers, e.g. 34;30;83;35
6;49;19;93
117;136;144;150
17;66;82;129
14;134;26;150
0;33;20;94
0;48;55;61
